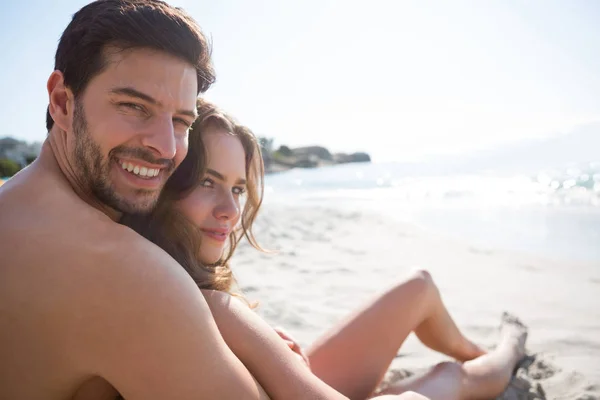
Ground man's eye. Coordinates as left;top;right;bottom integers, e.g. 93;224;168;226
174;118;192;129
120;102;145;113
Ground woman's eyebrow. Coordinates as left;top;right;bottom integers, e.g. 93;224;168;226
206;169;246;185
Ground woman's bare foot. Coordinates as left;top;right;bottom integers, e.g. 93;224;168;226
452;312;527;363
498;312;528;361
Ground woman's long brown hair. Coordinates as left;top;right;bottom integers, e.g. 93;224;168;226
121;98;265;296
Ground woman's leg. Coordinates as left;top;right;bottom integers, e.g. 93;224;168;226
306;270;501;399
377;314;527;400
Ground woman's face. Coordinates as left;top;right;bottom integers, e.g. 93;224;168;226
177;126;247;264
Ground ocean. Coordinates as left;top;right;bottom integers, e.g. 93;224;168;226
264;159;600;263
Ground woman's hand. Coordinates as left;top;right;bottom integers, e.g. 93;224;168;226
273;327;311;369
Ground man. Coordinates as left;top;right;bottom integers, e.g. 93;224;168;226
0;1;267;398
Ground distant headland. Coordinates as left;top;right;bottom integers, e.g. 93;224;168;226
258;137;371;174
0;136;371;178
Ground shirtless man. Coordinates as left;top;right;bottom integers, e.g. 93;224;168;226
0;1;267;399
0;2;432;399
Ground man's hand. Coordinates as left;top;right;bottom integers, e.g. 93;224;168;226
273;327;311;369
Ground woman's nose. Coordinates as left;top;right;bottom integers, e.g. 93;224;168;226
214;191;240;221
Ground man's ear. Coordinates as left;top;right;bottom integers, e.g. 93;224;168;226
47;70;74;132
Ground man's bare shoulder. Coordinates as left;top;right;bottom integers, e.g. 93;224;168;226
0;163;211;342
69;225;209;330
47;218;206;321
86;224;202;303
0;167;162;271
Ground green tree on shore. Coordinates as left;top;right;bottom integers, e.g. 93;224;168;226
258;137;274;153
0;158;21;177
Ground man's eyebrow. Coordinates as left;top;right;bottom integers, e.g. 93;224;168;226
110;86;198;120
207;169;247;185
110;87;158;104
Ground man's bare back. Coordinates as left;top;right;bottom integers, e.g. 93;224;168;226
0;152;125;399
0;1;267;399
0;148;266;399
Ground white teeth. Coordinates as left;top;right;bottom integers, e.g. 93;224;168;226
120;161;160;178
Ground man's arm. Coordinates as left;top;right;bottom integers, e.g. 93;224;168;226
68;235;268;399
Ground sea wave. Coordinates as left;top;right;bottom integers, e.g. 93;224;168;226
265;161;600;208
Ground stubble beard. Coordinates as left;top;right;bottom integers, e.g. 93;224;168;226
72;100;167;215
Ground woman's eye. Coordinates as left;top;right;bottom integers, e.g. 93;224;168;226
200;178;214;188
233;186;246;195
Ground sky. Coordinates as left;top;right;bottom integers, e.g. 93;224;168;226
1;0;599;162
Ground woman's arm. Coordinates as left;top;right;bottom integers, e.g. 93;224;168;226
273;326;311;368
201;290;348;400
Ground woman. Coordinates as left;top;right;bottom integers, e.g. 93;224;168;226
121;99;527;400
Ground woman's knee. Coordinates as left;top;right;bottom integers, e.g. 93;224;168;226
410;269;433;284
384;269;439;310
402;268;437;296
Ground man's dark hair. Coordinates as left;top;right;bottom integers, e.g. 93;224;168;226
46;0;215;131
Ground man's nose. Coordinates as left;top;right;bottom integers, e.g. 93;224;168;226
141;115;177;160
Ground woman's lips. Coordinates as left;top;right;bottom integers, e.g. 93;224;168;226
201;229;229;242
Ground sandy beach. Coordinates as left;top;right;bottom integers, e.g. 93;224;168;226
231;203;600;399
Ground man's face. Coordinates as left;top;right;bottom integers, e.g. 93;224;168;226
70;47;198;214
